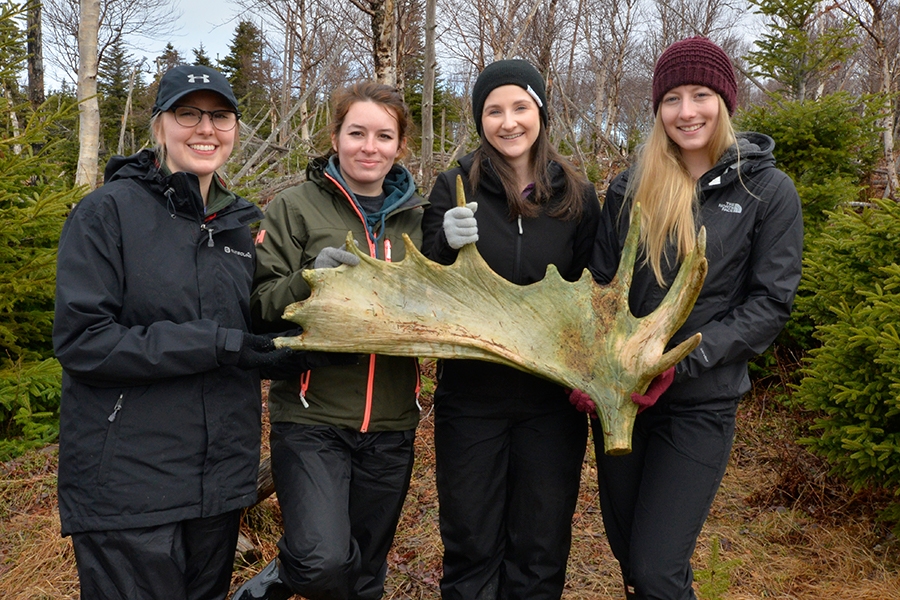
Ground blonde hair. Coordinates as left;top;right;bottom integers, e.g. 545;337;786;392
628;95;736;285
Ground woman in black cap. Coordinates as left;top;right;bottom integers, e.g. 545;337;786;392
582;37;803;599
53;65;307;600
421;59;601;599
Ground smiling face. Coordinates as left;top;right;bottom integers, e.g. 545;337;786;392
331;100;405;197
154;90;236;187
480;84;541;170
659;84;721;166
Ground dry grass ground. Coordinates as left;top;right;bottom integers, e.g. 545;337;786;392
2;364;899;599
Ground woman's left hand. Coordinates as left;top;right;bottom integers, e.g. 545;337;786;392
631;367;675;413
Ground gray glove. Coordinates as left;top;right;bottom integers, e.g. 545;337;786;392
314;244;361;269
443;202;479;249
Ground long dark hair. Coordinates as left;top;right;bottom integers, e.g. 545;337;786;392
468;122;587;220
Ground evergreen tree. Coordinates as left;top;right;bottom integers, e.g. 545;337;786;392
0;0;25;106
738;92;882;231
98;37;138;160
746;0;857;100
193;43;213;67
219;20;268;119
795;198;900;531
155;42;183;77
0;2;83;458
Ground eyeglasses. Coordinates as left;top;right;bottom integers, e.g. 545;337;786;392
170;105;240;131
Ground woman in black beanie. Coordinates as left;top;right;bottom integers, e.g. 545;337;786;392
421;59;601;599
582;36;803;599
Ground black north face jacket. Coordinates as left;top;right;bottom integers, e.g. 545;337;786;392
53;150;264;535
590;132;803;404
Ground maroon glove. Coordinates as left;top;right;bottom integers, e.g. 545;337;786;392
568;389;597;419
631;366;676;413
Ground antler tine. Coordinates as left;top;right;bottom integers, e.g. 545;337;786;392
625;226;707;389
612;203;642;295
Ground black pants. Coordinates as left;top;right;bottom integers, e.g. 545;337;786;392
71;509;241;600
593;399;738;600
434;387;587;600
270;423;415;600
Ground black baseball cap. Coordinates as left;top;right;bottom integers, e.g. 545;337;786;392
152;65;240;115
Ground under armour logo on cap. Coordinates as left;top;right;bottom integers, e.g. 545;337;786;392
152;65;240;115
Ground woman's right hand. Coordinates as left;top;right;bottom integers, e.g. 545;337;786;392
443;202;479;249
314;245;361;269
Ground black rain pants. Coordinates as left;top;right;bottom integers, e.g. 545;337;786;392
434;387;587;600
270;422;415;600
70;509;241;600
592;398;738;600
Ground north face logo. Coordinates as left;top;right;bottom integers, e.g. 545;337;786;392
187;74;210;84
719;201;742;214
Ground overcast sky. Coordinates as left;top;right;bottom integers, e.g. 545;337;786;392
165;0;240;65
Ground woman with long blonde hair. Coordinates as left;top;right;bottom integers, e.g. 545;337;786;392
580;37;804;599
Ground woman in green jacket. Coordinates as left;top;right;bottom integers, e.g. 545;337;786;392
234;82;426;600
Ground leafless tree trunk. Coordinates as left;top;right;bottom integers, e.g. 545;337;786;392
76;0;101;189
26;1;44;108
279;4;296;148
117;63;139;156
5;88;22;154
839;0;899;199
353;0;397;85
421;0;436;190
43;0;178;86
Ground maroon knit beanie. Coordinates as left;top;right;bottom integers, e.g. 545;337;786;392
652;37;737;116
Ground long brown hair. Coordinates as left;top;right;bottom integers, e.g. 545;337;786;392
628;95;736;285
469;118;588;220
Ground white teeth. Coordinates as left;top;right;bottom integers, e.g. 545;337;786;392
680;124;703;132
501;133;523;139
191;144;215;151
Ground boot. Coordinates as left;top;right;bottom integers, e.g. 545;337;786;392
231;558;294;600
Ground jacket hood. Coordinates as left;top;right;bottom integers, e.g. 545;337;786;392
307;154;425;243
699;131;776;190
103;149;255;223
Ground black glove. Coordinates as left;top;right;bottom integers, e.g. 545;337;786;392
261;351;362;380
235;332;291;370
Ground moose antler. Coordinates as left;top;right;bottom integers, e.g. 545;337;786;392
278;176;707;454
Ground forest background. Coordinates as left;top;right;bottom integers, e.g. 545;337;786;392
1;0;900;597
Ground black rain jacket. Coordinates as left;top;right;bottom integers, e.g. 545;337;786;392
53;150;264;535
422;151;601;397
590;132;803;404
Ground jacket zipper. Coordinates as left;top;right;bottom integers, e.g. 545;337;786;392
320;173;380;431
107;393;124;422
200;224;215;247
514;215;524;282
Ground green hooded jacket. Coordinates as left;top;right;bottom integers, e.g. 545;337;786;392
251;156;427;431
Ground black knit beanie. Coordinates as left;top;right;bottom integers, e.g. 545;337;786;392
471;59;548;136
652;37;738;116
